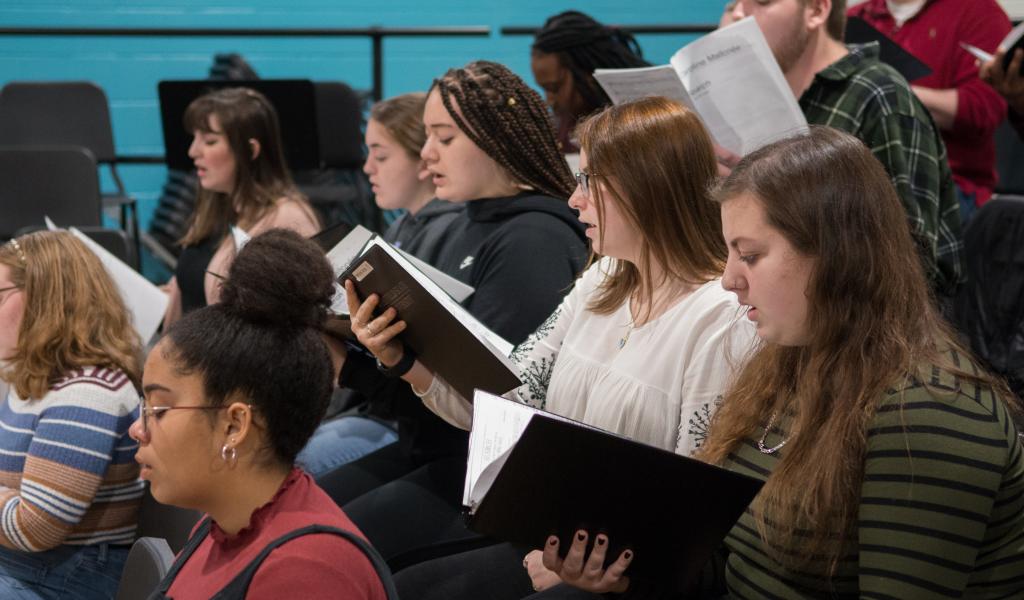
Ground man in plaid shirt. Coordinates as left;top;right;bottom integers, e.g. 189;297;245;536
725;0;962;300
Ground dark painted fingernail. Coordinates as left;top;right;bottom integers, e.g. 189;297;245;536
623;550;632;560
548;537;558;546
596;537;606;546
576;532;585;541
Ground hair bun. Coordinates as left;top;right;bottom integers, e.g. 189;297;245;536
218;228;335;328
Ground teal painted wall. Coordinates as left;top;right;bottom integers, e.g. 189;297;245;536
0;1;726;236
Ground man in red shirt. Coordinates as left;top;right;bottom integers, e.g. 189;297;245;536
849;0;1011;219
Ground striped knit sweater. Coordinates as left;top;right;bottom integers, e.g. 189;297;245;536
720;355;1024;598
0;367;142;551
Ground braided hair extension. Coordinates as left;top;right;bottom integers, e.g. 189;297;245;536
433;61;575;200
532;10;650;114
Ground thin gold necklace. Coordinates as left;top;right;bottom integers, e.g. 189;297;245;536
758;412;790;454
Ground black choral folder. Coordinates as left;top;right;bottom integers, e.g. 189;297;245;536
467;411;763;584
845;16;933;82
340;244;521;400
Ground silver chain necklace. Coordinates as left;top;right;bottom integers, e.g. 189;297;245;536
758;412;789;454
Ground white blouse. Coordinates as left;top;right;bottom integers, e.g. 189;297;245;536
418;258;756;456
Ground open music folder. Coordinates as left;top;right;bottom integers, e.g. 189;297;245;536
464;390;764;583
338;240;520;400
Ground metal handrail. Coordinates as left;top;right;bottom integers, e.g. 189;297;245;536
0;27;490;103
0;25;491;164
500;24;716;36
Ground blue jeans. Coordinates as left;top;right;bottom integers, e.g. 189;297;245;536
0;543;129;600
957;186;978;226
296;416;398;478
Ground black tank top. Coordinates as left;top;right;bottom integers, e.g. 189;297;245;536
147;517;398;600
175;235;221;314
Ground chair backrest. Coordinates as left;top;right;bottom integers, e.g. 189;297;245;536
314;82;367;170
115;537;175;600
995;120;1024;195
136;483;203;555
0;146;102;239
78;226;137;270
0;82;117;163
954;194;1024;398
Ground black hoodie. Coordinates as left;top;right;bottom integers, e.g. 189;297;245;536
335;192;588;466
383;198;464;266
432;192;588;344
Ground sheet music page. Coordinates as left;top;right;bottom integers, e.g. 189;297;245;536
464;390;542;508
67;226;169;344
399;249;474;303
670;17;808;156
593;65;695;109
325;225;375;277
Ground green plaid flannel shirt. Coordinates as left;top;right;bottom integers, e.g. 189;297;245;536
801;43;963;297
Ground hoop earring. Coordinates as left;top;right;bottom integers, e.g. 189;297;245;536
221;443;237;464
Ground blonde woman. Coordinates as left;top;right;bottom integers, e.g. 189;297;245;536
0;231;142;599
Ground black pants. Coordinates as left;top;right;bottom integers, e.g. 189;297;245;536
317;444;491;571
394;542;606;600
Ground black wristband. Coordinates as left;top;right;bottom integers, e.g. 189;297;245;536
376;346;417;378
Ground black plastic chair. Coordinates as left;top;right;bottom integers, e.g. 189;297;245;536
114;537;175;600
0;81;140;255
135;483;202;555
0;146;102;239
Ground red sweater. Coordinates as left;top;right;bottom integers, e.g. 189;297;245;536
849;0;1011;205
166;468;386;600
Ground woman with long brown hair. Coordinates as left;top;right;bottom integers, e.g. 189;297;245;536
544;127;1024;598
314;61;590;569
349;96;753;599
163;87;320;324
0;231;143;599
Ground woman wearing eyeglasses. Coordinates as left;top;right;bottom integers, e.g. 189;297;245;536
130;229;387;600
0;231;142;599
349;96;754;599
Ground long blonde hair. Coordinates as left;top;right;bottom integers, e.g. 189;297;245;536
699;128;1016;574
576;97;725;320
0;232;141;398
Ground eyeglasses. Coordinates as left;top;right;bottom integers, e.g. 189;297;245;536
0;285;19;307
574;171;596;197
138;396;251;436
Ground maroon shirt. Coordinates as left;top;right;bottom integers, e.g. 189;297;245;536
849;0;1011;205
167;468;386;600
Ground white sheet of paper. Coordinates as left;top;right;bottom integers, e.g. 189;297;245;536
670;17;808;155
69;226;168;344
593;65;695;108
960;42;994;63
464;390;542;509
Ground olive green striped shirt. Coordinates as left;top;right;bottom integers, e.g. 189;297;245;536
721;356;1024;599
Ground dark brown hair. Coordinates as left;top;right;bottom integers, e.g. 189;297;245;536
433;61;575;199
699;127;1015;574
181;87;312;245
576;97;725;319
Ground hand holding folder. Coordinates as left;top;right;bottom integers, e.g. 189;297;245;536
465;390;763;588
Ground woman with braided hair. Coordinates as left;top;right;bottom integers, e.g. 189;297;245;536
531;10;649;151
315;60;588;570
